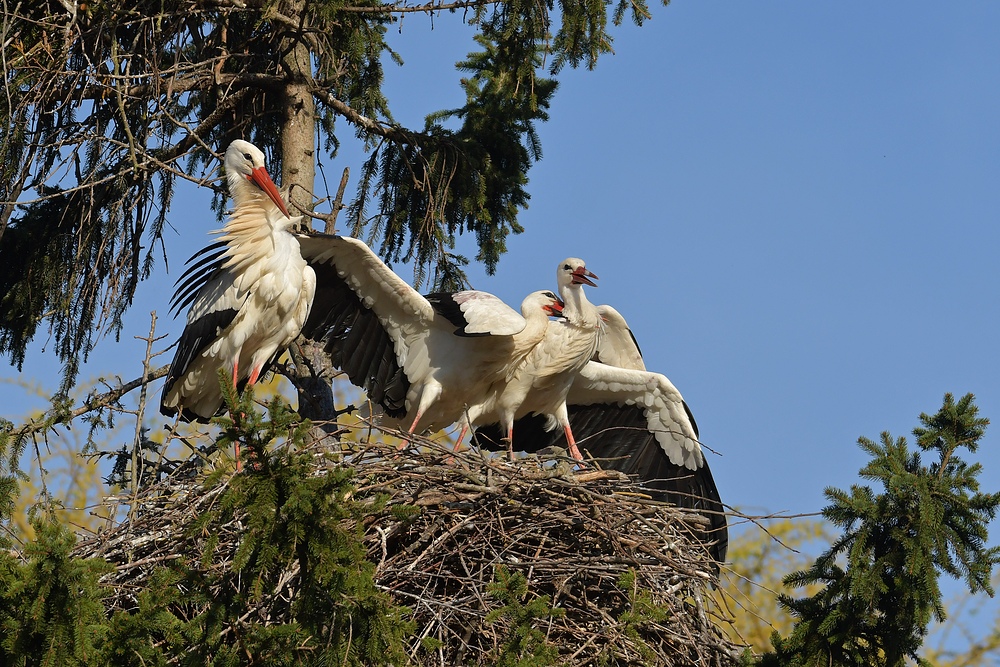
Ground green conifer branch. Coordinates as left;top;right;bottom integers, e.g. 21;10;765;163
758;393;1000;667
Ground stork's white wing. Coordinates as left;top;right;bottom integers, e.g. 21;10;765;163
296;234;437;417
568;361;703;470
298;234;434;326
297;234;528;427
161;245;244;418
425;290;526;336
594;305;645;371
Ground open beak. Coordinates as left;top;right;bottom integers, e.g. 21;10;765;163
571;266;598;287
248;166;291;218
544;300;565;317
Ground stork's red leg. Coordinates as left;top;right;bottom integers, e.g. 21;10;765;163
231;364;266;473
564;425;584;461
454;423;469;452
229;360;253;473
392;411;424;452
407;411;423;433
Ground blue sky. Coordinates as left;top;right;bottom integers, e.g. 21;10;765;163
4;0;999;642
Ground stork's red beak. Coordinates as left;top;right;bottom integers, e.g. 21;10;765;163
248;166;291;218
571;266;598;287
544;300;564;317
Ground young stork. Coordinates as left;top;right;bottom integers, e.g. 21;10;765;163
295;233;564;440
474;305;728;565
160;141;316;463
468;258;602;460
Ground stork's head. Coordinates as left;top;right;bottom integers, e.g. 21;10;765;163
522;290;564;318
224;140;291;218
557;258;598;289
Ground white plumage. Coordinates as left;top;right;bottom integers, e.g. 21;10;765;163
473;303;728;563
160;140;316;423
296;234;563;438
469;258;603;460
566;362;703;469
592;305;645;371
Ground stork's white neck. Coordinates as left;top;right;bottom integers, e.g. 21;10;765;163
560;283;599;328
227;171;255;205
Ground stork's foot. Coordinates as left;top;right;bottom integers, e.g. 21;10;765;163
390;436;414;461
452;424;469;454
232;411;245;473
563;425;585;462
238;440;265;472
497;436;516;462
393;434;416;456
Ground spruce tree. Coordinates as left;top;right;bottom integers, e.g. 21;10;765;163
759;393;1000;667
0;511;110;667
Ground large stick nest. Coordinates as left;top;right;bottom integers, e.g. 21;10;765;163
74;434;742;666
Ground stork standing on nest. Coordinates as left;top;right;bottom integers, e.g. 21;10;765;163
161;140;316;468
296;233;564;442
467;258;603;460
475;304;728;564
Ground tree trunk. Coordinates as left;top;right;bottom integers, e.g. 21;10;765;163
277;1;338;435
279;2;316;224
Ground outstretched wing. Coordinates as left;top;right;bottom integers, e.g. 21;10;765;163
593;304;645;371
297;234;429;418
474;361;726;563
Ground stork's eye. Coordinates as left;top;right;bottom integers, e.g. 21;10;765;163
563;264;571;271
243;152;253;161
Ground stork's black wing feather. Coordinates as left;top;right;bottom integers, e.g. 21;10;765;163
625;328;643;360
160;306;240;419
169;241;228;316
424;292;490;337
299;260;409;418
474;403;727;564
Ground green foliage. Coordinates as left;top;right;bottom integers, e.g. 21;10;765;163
99;568;187;667
486;565;565;666
758;393;1000;667
0;418;21;548
352;32;558;288
175;392;413;665
420;635;445;652
0;393;414;666
614;569;672;662
389;502;422;522
0;511;111;667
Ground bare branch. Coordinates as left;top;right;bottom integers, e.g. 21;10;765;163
9;364;170;443
309;85;414;144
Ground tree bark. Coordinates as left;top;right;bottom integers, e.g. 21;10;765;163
279;2;317;223
277;0;338;433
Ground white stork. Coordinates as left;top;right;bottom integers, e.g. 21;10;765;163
466;258;602;460
474;305;728;565
295;234;564;439
160;141;316;453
